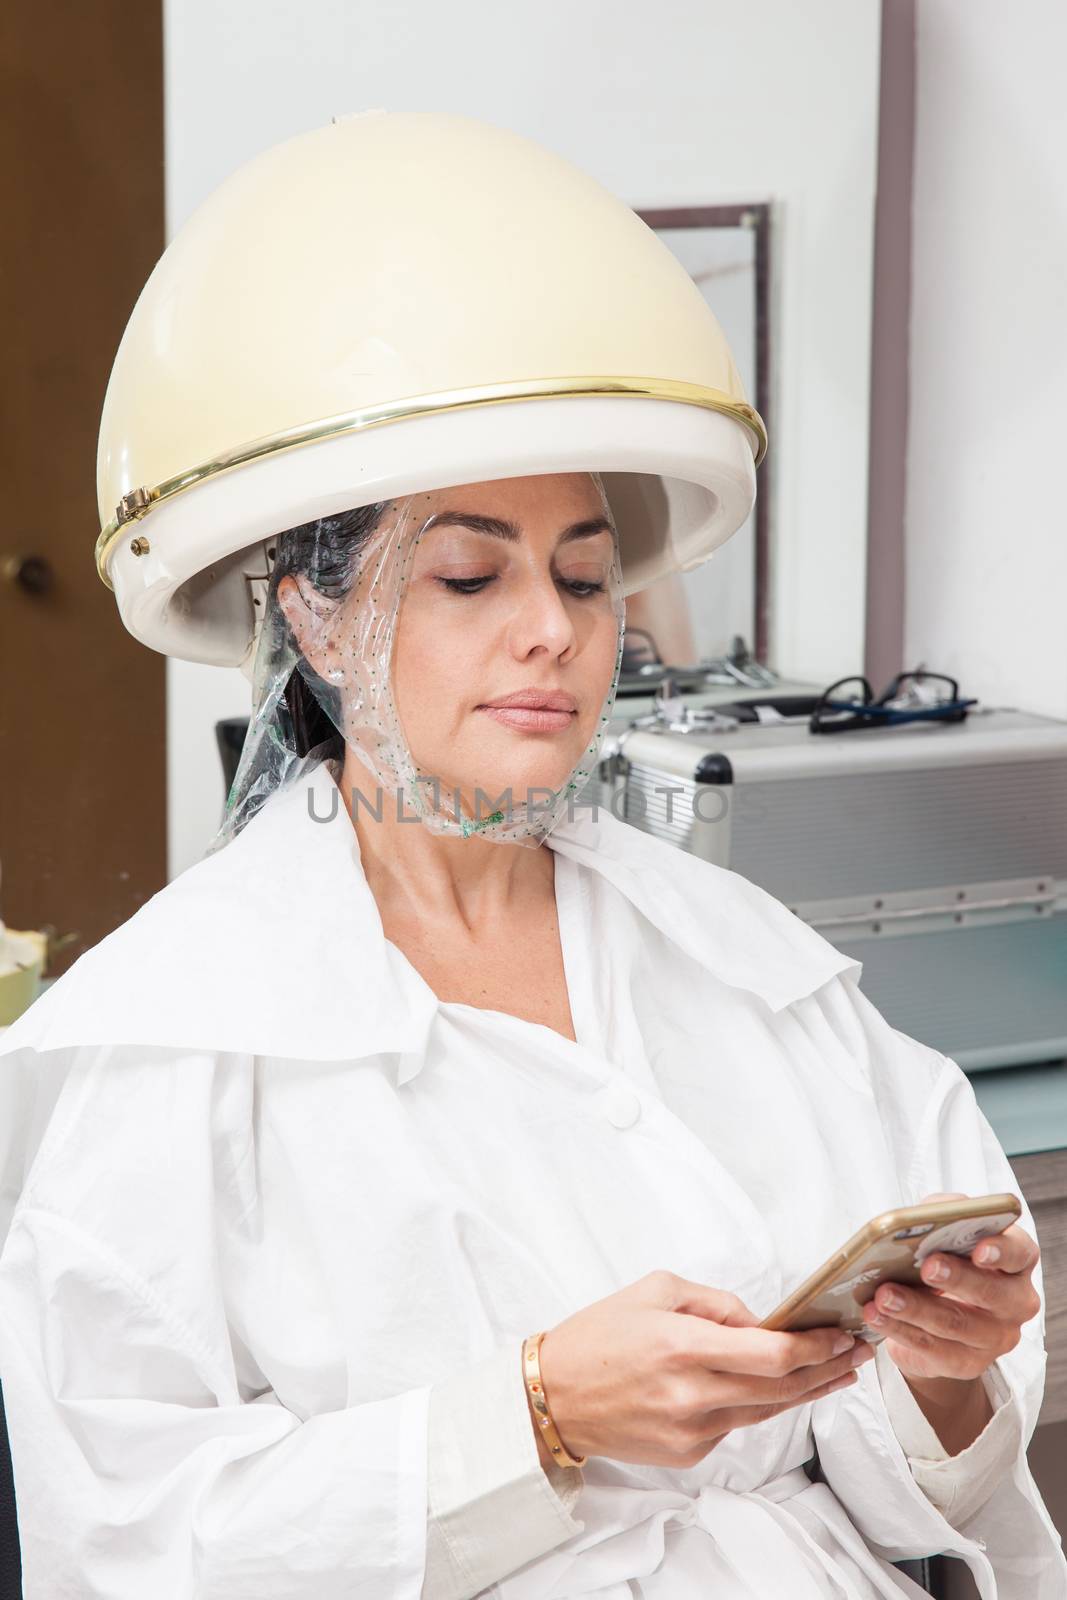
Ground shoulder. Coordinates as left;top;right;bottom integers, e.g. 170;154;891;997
0;899;241;1067
0;1036;251;1261
551;804;862;1012
0;790;284;1063
558;805;1005;1192
781;959;957;1133
0;768;420;1064
557;808;958;1114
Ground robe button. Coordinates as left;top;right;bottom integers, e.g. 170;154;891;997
601;1084;641;1129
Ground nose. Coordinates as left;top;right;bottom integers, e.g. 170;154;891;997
505;568;578;661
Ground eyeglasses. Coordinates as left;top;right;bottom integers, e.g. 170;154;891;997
809;670;978;736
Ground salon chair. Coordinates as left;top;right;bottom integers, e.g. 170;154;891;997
215;716;250;800
899;1557;945;1592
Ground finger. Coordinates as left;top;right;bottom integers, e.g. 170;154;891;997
969;1223;1040;1276
865;1283;995;1348
875;1323;994;1380
643;1273;758;1324
695;1339;874;1413
919;1251;1040;1321
765;1338;875;1403
660;1279;759;1328
660;1367;865;1468
794;1366;867;1405
689;1322;864;1378
713;1367;864;1434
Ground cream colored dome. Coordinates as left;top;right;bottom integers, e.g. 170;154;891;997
95;109;766;669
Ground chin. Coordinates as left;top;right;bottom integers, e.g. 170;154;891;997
445;750;587;818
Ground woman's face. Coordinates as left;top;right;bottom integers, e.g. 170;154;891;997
391;473;620;818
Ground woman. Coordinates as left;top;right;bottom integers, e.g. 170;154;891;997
1;113;1063;1598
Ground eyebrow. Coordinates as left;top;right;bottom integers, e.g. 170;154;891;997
422;511;613;545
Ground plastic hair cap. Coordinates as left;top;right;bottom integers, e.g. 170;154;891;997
95;110;766;670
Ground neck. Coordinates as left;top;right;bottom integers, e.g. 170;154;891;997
337;750;555;931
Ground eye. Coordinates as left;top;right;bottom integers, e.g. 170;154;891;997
433;574;606;598
436;574;497;594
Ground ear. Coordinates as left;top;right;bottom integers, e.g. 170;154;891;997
276;573;341;676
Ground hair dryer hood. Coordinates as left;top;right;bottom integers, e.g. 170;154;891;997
95;109;766;670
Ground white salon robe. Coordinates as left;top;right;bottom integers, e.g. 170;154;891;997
421;1326;1023;1598
0;758;1062;1599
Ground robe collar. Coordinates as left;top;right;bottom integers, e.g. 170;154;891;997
0;760;858;1076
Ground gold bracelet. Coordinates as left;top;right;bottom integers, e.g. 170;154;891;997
522;1330;587;1468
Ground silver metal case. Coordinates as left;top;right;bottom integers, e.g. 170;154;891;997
596;705;1067;1072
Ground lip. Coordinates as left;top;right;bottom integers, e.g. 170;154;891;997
479;690;578;712
477;688;578;733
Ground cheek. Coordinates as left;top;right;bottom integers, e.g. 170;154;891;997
554;613;620;750
585;612;623;691
391;594;481;730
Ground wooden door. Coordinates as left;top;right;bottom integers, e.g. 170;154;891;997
0;0;166;976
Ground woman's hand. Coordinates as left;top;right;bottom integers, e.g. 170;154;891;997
860;1194;1041;1453
860;1206;1041;1381
534;1269;874;1470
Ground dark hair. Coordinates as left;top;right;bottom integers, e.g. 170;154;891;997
267;500;391;757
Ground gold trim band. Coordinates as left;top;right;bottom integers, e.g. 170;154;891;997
94;375;767;590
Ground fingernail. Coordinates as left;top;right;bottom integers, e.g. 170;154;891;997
881;1289;906;1313
866;1309;885;1327
832;1333;855;1355
978;1243;1001;1265
923;1258;951;1283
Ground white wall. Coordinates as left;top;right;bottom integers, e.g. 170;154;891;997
906;0;1067;715
163;0;882;877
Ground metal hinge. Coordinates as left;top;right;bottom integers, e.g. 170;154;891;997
115;486;153;526
790;876;1060;939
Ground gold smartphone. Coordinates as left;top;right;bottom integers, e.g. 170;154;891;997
760;1192;1022;1336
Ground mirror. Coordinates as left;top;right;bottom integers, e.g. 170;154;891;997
625;204;770;673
